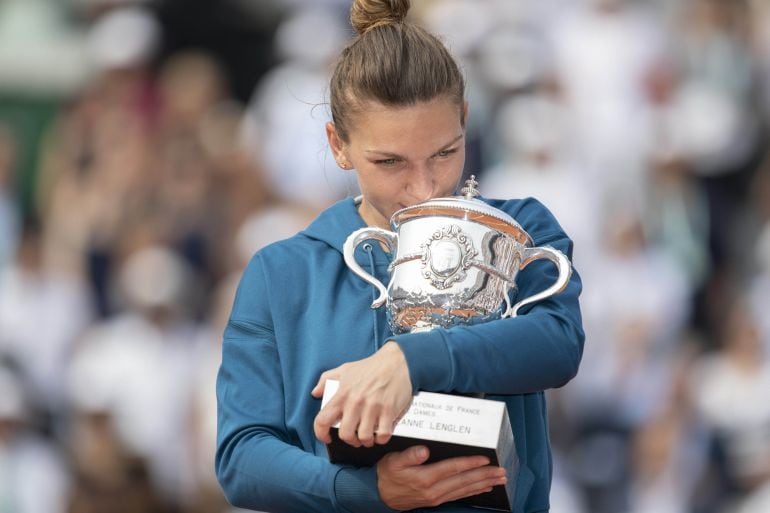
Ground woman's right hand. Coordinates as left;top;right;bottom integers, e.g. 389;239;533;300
376;445;507;510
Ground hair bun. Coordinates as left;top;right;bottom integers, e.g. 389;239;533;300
350;0;410;35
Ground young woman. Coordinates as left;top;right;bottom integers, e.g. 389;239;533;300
215;1;584;512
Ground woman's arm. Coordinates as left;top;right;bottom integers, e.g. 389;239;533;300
215;256;395;513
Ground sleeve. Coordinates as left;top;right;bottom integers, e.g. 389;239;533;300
215;254;398;513
392;198;585;395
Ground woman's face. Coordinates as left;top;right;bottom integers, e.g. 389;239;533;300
327;97;467;229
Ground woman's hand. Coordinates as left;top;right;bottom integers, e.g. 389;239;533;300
377;445;508;510
312;341;412;447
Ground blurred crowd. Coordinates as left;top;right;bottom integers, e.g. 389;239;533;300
1;0;770;512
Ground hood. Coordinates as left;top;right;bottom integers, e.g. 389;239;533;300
302;196;392;354
301;196;394;268
301;196;366;254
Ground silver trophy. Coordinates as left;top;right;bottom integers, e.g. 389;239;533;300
343;176;572;334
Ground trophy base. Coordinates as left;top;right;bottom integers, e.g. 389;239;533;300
322;380;517;511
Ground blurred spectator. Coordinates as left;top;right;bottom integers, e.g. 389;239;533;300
156;51;226;135
669;0;758;178
233;203;315;266
692;297;770;501
150;51;271;295
746;156;770;353
737;481;770;513
627;345;709;513
0;0;89;96
750;0;770;120
667;0;764;310
749;226;770;356
186;275;240;513
68;245;203;507
560;206;691;512
571;206;691;421
0;363;70;513
645;137;711;299
239;6;359;209
479;87;601;268
66;411;170;513
193;97;274;280
35;4;162;316
0;124;21;270
548;449;588;513
0;220;93;423
548;0;666;206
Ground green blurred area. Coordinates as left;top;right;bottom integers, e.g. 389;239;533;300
0;94;60;220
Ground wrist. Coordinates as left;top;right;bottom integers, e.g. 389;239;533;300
381;340;410;382
391;330;453;392
382;340;404;358
335;467;400;513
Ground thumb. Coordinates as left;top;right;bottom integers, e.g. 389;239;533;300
311;369;342;398
401;445;430;467
311;372;331;398
310;379;324;398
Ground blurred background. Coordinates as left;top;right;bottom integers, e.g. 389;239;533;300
1;0;769;512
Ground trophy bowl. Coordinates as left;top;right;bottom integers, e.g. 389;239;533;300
343;177;572;334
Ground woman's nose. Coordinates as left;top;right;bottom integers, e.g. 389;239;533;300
406;164;434;202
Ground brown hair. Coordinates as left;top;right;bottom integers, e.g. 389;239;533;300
329;0;466;142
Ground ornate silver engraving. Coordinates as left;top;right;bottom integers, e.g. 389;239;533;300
388;287;492;333
421;225;477;289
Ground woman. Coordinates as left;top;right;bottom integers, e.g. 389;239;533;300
215;1;584;511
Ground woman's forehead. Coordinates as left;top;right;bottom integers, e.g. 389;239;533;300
346;97;464;147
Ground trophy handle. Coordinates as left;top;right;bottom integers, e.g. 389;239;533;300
343;227;398;308
504;246;572;318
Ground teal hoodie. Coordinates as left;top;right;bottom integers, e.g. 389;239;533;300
216;196;584;513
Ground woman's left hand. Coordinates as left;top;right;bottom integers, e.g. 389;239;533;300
312;341;412;447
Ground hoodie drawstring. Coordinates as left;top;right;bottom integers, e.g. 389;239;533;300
362;242;381;352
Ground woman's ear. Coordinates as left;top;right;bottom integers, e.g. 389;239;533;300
326;122;351;169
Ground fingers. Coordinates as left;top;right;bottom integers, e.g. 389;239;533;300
313;403;337;444
318;385;402;447
431;454;492;475
395;445;431;467
358;399;400;447
429;466;507;505
312;345;412;447
336;398;362;446
311;369;338;398
312;369;343;443
374;416;395;445
355;403;377;448
424;458;506;505
377;449;507;510
316;406;396;448
336;395;394;447
315;388;378;447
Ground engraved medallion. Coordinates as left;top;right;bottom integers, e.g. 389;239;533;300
421;225;477;289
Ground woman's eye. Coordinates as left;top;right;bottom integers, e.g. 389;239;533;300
375;158;399;166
